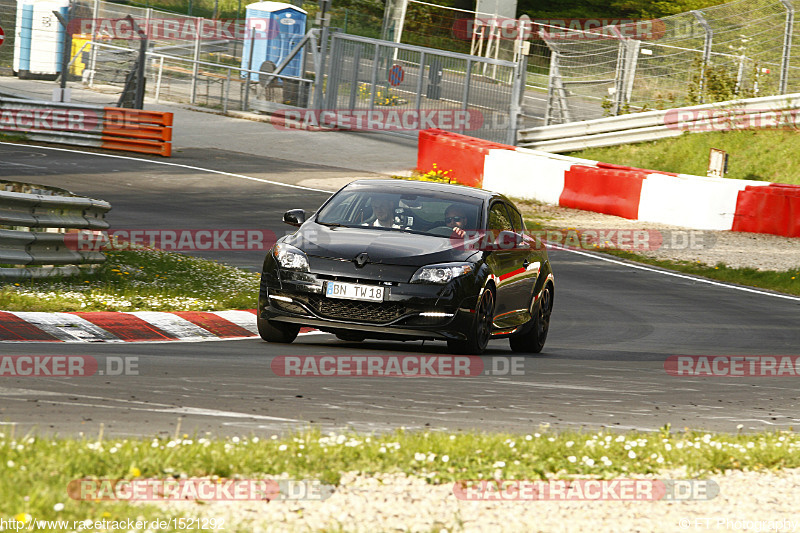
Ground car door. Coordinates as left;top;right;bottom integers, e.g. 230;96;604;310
505;203;539;318
484;201;532;329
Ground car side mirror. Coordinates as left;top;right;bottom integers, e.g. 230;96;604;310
283;209;306;227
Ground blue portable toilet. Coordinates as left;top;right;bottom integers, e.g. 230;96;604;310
241;2;307;81
14;0;70;80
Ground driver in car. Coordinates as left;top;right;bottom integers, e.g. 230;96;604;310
369;195;400;228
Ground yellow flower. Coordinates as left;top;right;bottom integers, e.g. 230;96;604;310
129;466;141;477
14;513;31;524
102;512;111;518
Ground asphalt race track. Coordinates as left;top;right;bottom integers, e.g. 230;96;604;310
1;143;800;438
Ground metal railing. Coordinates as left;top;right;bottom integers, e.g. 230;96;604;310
518;92;800;152
0;181;111;280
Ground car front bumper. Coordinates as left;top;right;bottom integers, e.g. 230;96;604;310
259;264;481;341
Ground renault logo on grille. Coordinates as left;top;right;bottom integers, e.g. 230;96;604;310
354;252;369;268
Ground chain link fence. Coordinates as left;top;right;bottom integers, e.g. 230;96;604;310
538;0;800;124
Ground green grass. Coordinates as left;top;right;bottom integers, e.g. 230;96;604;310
566;129;800;184
2;427;799;527
0;249;259;312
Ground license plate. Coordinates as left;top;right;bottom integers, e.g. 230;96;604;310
325;281;385;302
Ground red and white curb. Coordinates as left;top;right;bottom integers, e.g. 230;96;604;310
0;309;318;343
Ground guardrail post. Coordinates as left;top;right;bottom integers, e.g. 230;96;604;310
190;16;202;104
779;0;794;95
691;10;713;103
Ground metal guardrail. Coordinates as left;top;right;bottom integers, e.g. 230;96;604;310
0;97;174;156
0;183;111;280
518;93;800;152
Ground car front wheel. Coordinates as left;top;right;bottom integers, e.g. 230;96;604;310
509;284;552;354
257;316;300;343
448;289;494;355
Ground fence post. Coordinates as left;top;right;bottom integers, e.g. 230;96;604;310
508;54;527;145
243;30;255;111
461;57;471;135
154;55;164;102
610;26;626;115
415;50;425;115
313;26;330;112
224;68;231;114
544;50;570;125
779;0;794;95
89;0;100;87
190;16;202;104
691;10;713;103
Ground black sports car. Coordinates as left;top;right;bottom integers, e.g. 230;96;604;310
258;179;554;354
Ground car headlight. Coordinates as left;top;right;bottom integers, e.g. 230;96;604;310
273;243;309;271
410;262;473;284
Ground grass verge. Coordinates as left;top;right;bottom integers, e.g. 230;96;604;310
565;130;800;184
2;427;799;527
0;249;259;312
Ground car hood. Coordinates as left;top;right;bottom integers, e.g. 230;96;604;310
285;223;477;266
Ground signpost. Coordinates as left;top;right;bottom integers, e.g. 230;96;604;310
0;26;5;47
388;64;404;86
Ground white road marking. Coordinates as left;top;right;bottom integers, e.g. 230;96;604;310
0;142;331;192
549;243;800;302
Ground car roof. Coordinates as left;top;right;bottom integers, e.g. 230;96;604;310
344;179;502;202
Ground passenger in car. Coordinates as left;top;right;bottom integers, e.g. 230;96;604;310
444;204;469;237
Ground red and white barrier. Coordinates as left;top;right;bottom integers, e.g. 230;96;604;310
418;129;797;237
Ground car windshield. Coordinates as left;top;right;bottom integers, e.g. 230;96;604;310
316;186;483;237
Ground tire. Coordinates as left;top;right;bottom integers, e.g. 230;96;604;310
509;284;552;354
257;316;300;343
448;289;494;355
335;331;366;342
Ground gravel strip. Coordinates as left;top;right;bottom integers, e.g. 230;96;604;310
518;203;800;272
160;469;800;532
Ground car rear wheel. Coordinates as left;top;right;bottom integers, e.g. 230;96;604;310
509;284;552;353
448;289;494;355
257;316;300;343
